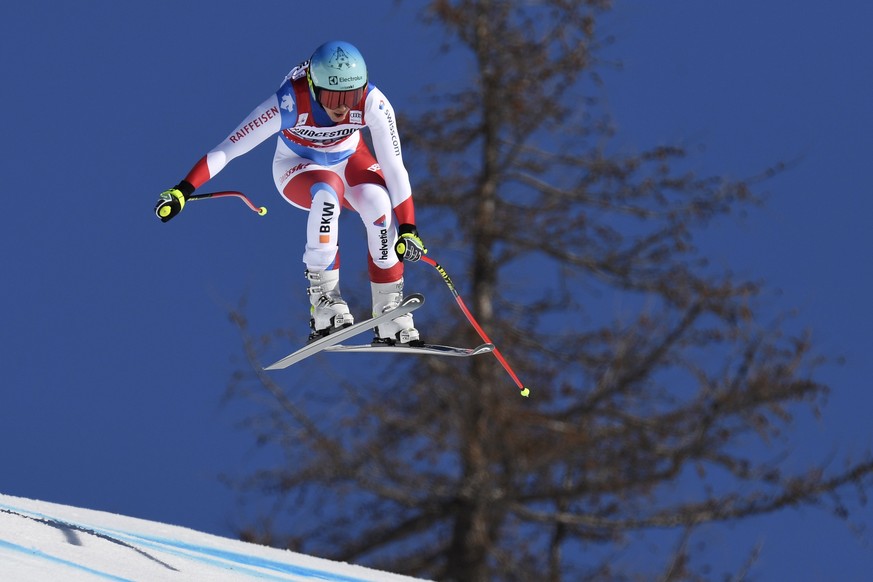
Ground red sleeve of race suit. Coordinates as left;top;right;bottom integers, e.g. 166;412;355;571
183;156;211;189
393;197;415;226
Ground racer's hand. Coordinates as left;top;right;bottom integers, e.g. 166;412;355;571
155;181;194;223
155;189;186;222
395;224;427;262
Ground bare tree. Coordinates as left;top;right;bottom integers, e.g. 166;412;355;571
227;1;873;581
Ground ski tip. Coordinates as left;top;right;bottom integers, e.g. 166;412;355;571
404;293;425;305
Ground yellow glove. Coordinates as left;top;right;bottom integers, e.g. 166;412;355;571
155;187;187;222
394;224;427;262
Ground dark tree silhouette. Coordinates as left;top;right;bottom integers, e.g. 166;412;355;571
227;1;873;580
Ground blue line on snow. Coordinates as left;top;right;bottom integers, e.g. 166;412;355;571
0;503;389;582
0;538;134;582
106;530;373;582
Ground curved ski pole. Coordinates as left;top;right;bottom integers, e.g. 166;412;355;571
419;255;530;398
188;191;268;216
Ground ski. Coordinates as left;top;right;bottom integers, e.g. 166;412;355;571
325;342;494;357
263;293;425;370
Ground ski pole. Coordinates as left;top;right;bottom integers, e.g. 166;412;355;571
188;191;268;216
419;255;530;398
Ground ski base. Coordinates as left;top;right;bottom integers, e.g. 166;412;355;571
325;342;494;357
264;293;425;370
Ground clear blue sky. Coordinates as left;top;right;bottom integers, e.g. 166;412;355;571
1;1;871;579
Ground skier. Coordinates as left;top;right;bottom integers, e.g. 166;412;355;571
155;40;427;345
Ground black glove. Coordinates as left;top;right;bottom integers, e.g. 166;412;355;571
155;181;194;223
394;224;427;262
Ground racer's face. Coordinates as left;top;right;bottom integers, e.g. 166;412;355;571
315;85;364;122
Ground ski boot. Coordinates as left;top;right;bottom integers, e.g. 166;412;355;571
306;269;354;341
371;278;422;345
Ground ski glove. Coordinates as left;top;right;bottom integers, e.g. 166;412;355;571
395;224;427;262
155;181;194;223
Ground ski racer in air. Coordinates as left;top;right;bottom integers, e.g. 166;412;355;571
155;41;427;345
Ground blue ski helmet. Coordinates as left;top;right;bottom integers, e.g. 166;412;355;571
308;41;368;109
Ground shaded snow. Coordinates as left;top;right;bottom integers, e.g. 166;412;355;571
0;493;427;582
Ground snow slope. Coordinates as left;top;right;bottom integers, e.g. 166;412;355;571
0;493;427;582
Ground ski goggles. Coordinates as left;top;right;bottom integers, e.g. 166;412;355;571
317;86;366;109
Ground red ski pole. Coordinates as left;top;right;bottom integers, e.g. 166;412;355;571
188;190;268;216
419;255;530;397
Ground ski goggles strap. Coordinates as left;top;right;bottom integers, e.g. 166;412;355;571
317;86;365;109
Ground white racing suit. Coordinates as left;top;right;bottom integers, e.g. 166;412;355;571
178;61;415;285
